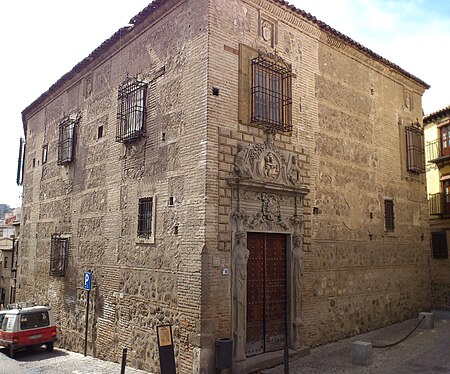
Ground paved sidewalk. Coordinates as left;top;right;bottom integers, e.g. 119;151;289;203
259;310;450;374
0;347;151;374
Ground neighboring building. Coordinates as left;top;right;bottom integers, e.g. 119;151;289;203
424;106;450;311
0;237;16;306
0;221;14;239
18;0;430;372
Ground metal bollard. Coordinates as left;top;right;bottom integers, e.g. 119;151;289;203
120;348;128;374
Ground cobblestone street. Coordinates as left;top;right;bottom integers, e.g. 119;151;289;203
0;312;448;374
0;347;150;374
259;311;450;374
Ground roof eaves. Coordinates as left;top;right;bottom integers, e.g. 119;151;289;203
424;105;450;124
22;0;430;132
21;0;170;132
272;0;430;89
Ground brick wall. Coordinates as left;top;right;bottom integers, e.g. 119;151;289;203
18;0;209;372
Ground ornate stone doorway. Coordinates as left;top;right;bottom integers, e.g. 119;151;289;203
246;232;287;356
227;132;309;362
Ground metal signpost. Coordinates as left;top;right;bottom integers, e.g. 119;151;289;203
157;324;176;374
83;271;91;357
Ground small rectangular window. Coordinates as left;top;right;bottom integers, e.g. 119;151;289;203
432;231;448;259
98;125;103;139
42;144;48;164
3;257;7;269
384;199;395;231
50;234;68;276
138;198;153;239
58;116;78;164
405;125;425;173
116;77;147;143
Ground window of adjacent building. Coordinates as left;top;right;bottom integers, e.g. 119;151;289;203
440;125;450;157
405;125;425;173
50;234;68;276
384;199;395;231
116;77;147;143
58;117;77;165
42;144;48;165
431;231;448;259
137;197;154;239
251;53;292;132
3;257;7;269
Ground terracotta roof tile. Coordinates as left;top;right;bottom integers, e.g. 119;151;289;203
424;105;450;124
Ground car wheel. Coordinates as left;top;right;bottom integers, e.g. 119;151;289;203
46;342;54;352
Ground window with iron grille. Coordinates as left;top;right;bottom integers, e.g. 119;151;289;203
50;234;68;277
406;125;425;173
138;197;153;239
384;199;395;231
58;117;77;165
431;231;448;259
251;53;292;132
116;77;147;143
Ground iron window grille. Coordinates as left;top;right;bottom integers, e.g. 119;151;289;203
406;124;425;173
384;199;395;231
138;197;153;239
251;53;292;132
16;137;25;186
58;117;77;165
116;77;147;143
431;231;448;259
50;234;68;277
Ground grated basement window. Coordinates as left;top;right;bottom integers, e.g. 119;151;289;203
384;199;395;231
58;117;77;165
406;125;425;173
251;53;292;132
116;77;147;143
138;197;153;239
50;234;68;277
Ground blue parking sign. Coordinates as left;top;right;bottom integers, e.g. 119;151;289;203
83;272;91;290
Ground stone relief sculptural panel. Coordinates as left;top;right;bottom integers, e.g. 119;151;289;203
232;133;305;189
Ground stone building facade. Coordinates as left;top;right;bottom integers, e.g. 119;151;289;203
424;106;450;310
18;0;430;373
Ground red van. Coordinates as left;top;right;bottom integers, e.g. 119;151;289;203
0;304;57;357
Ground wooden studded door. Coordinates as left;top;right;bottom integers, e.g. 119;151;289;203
246;232;287;357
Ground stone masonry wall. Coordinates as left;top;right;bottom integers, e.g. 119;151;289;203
309;38;430;344
18;0;209;373
207;0;430;368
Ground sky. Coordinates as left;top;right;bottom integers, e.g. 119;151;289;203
1;0;449;208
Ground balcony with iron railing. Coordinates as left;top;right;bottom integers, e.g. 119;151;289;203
426;139;450;164
428;192;450;216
